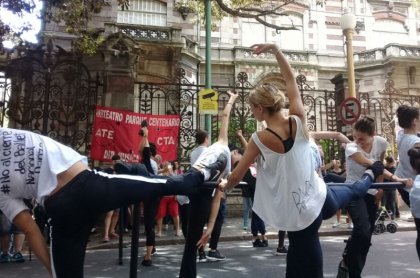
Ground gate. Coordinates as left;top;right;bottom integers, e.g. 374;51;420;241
136;70;341;163
297;75;339;161
136;69;255;163
0;41;100;155
360;77;420;157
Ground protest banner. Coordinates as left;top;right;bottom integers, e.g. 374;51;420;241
91;106;180;163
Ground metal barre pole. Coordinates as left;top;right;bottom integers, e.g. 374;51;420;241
326;182;405;190
201;181;248;189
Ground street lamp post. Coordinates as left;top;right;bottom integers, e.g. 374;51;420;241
340;8;357;98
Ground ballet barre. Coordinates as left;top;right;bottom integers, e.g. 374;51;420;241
326;182;407;190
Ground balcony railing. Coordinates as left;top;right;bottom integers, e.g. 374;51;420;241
104;23;182;43
355;44;420;64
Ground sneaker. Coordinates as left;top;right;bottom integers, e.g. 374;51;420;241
10;252;25;263
207;250;226;261
332;222;341;228
206;153;228;181
348;223;354;229
261;239;268;247
275;246;288;255
197;251;207;263
336;260;349;278
252;238;264;247
0;252;10;263
141;258;152;267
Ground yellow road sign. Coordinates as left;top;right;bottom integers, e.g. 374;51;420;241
198;89;219;114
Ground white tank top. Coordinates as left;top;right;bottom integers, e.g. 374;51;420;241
252;116;327;231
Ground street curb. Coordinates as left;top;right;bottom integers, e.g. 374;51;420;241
88;226;416;250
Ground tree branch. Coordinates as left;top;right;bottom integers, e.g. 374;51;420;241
214;0;299;31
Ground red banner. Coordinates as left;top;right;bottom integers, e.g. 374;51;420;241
91;106;180;163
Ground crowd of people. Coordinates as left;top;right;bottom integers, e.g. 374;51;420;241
0;43;419;278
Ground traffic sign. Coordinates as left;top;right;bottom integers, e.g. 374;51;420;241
339;97;361;125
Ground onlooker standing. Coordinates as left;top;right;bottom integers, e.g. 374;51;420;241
156;163;180;237
102;156;120;242
186;129;210;262
138;133;160;267
233;132;268;248
0;210;25;263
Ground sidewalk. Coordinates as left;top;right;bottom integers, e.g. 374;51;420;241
87;209;415;250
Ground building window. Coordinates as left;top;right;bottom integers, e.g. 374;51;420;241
240;13;303;50
278;13;304;50
409;67;416;85
241;19;265;47
369;19;408;48
117;0;167;26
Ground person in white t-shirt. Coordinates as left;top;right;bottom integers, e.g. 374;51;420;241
395;105;420;207
215;43;389;278
178;91;237;278
407;147;420;261
337;116;411;278
0;128;228;278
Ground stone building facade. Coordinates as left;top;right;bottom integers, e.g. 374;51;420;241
41;0;420;112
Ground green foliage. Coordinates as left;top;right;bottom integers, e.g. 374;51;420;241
46;0;109;55
319;139;340;163
0;0;36;51
175;0;272;27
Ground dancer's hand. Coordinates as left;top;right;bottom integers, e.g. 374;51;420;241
142;126;148;137
399;177;413;189
375;189;383;205
236;129;242;137
197;231;211;249
227;90;238;101
218;178;228;192
251;43;279;56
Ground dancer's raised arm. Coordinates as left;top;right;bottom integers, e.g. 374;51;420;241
217;90;238;145
251;44;305;126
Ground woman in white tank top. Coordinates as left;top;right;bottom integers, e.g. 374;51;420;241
217;43;390;278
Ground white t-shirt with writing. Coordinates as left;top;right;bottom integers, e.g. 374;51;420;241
0;128;87;221
345;136;388;195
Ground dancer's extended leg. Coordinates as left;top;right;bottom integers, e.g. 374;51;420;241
322;174;372;220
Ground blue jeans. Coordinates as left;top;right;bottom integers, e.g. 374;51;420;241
44;169;203;278
286;174;373;278
242;197;252;228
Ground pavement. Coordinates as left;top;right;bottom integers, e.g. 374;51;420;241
87;208;416;250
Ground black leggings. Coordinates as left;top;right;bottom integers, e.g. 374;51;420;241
398;188;410;207
179;188;213;278
143;198;159;247
44;169;203;278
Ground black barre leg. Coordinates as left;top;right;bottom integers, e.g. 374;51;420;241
118;207;124;265
130;203;141;278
